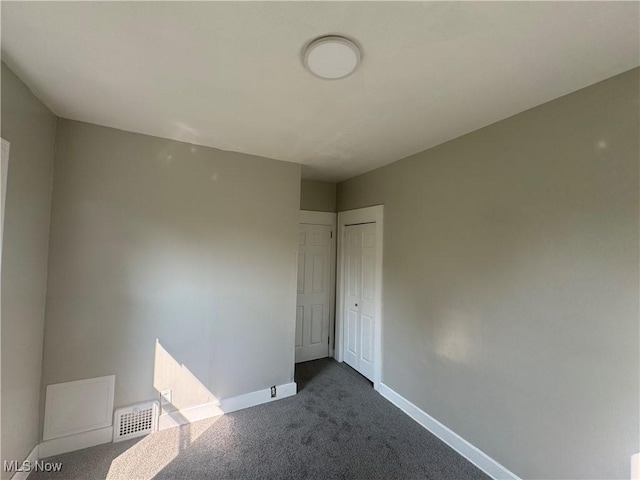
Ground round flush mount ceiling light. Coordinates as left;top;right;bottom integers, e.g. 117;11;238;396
303;35;361;80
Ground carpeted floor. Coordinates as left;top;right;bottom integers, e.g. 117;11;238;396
31;359;489;479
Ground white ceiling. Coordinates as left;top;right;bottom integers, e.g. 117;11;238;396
2;2;638;182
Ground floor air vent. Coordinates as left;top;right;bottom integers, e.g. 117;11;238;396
113;401;159;442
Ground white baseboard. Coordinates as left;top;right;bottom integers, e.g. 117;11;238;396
378;383;520;480
36;382;297;459
158;401;223;431
9;444;39;480
38;426;113;459
158;381;297;430
221;382;297;414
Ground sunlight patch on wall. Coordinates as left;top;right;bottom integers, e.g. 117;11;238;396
434;310;476;364
153;340;218;413
106;341;226;479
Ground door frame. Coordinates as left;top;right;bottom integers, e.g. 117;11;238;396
1;138;10;257
1;138;8;448
299;210;337;357
335;205;383;391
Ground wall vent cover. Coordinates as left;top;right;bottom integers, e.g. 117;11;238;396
113;401;159;442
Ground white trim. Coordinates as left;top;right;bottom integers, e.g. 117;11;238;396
632;452;639;480
159;381;298;431
379;383;521;480
37;382;296;457
0;139;7;479
43;375;115;441
158;401;223;431
9;444;38;480
336;205;384;391
298;210;338;356
1;138;10;255
299;210;336;226
38;427;113;459
42;379;298;442
221;382;297;414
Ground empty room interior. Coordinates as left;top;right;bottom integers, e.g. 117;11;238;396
1;2;639;479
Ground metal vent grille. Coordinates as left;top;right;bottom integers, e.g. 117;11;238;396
113;401;159;442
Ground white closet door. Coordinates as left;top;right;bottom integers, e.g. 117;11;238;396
343;225;361;369
343;222;376;381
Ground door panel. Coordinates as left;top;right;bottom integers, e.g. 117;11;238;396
311;254;324;292
295;306;304;348
342;223;377;381
297;252;305;293
295;223;333;363
359;313;375;379
362;251;374;301
310;304;324;345
361;314;373;362
345;308;358;366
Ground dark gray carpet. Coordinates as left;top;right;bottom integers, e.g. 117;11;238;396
32;359;489;479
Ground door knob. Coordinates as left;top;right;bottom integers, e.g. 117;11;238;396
355;303;358;307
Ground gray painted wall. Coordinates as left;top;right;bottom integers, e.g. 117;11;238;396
1;62;56;477
337;68;639;479
300;179;336;212
41;120;301;428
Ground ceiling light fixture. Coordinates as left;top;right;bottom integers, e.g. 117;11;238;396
303;35;361;80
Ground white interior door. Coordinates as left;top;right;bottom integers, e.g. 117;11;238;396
295;223;332;363
343;222;377;381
